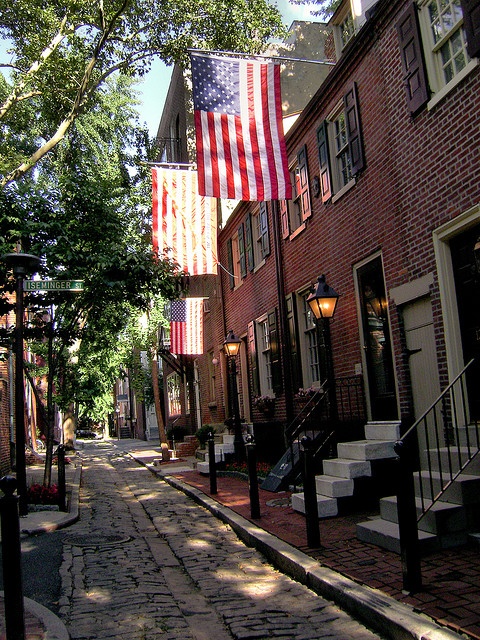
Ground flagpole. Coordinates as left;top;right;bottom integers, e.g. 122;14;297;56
187;48;336;66
142;161;196;168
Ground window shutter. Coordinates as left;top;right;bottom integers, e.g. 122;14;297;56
238;223;246;278
297;145;312;221
280;199;289;239
227;238;235;289
461;0;480;58
259;201;270;257
396;3;429;115
286;294;302;392
248;321;260;396
316;121;332;202
245;214;254;271
268;309;283;394
344;83;365;175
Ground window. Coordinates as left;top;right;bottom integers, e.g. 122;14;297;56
299;292;322;387
397;1;477;113
167;373;182;416
331;1;356;58
247;310;282;398
226;232;243;289
257;316;273;394
245;203;270;271
280;146;311;238
316;83;365;202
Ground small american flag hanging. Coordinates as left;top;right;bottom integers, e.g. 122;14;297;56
190;52;292;202
170;298;204;355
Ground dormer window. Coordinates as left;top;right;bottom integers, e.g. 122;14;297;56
332;1;356;56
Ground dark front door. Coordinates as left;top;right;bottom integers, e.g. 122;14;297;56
450;224;480;419
357;257;398;421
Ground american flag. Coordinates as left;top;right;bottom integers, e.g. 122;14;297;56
170;298;204;355
152;168;217;275
190;52;292;202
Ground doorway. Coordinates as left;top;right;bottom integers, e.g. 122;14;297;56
356;256;398;421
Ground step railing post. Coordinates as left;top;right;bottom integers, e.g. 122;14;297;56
300;436;321;548
245;434;261;519
394;438;422;593
0;475;26;640
208;430;217;495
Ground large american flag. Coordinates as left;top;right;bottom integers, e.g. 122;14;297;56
190;52;292;202
152;168;217;275
170;298;204;355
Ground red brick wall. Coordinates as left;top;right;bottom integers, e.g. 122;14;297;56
212;0;480;432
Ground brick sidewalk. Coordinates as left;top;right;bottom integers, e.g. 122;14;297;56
170;468;480;640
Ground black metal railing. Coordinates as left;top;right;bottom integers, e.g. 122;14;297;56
284;376;366;490
395;358;480;592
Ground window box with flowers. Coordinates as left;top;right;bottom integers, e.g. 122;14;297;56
294;386;320;404
252;394;276;415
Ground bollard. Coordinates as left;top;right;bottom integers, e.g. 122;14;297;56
57;444;66;512
394;439;422;592
245;435;260;519
207;431;217;495
300;436;321;548
0;476;26;640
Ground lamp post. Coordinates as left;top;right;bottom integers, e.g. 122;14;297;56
2;252;41;516
307;275;340;424
223;329;244;462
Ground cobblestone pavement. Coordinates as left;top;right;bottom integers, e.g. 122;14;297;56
58;443;386;640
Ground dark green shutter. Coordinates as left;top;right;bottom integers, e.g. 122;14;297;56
245;214;254;271
461;0;480;58
317;121;332;202
268;309;283;394
396;3;429;114
286;294;302;392
238;223;246;278
259;202;270;257
344;83;365;175
280;199;289;238
227;238;235;289
248;321;259;396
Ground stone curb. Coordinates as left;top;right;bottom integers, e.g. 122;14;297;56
151;464;466;640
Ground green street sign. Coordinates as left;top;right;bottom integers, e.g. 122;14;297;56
24;279;84;292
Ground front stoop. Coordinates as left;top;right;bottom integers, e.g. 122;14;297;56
291;421;400;519
197;433;236;474
356;470;480;553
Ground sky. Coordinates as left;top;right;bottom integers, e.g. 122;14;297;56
0;1;318;138
137;0;318;136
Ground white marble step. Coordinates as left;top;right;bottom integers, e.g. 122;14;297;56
291;492;338;518
315;474;354;498
323;458;371;479
337;439;397;461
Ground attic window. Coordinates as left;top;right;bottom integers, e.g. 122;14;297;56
331;1;356;56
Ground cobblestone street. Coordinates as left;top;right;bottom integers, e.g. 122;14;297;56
58;442;385;640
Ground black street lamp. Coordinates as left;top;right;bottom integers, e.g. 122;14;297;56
223;329;244;462
307;275;340;423
2;252;41;516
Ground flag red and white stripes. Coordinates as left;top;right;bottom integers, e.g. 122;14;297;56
190;52;292;202
170;298;204;355
152;168;217;275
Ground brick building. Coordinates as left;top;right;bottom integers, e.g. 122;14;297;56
155;0;480;549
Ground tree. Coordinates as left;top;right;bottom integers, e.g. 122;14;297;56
0;0;285;186
291;0;341;20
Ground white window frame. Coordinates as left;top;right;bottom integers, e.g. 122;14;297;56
167;372;182;416
252;208;265;270
327;102;356;198
297;290;322;388
417;0;477;109
255;316;274;395
285;160;304;236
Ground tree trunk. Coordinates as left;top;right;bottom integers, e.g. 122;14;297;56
151;353;170;460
